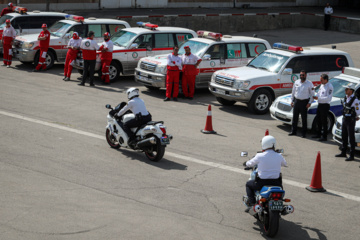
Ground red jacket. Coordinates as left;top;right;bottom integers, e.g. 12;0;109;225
1;8;13;17
38;30;50;49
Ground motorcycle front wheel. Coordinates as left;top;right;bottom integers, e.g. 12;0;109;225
106;129;120;149
144;138;165;162
264;210;280;238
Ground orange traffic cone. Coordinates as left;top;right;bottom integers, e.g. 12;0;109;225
265;129;269;136
201;104;217;134
306;151;326;192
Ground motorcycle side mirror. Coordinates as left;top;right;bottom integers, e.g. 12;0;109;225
241;151;248;157
105;104;112;109
276;149;284;154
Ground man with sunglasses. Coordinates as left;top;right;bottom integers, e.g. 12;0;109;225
289;70;314;138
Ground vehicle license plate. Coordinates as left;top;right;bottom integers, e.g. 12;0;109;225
216;89;225;95
335;130;342;136
139;72;148;77
161;137;170;145
275;111;286;119
269;200;283;211
138;75;150;82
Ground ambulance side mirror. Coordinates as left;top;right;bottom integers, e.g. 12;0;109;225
283;68;293;75
64;33;71;39
130;43;138;49
203;54;211;61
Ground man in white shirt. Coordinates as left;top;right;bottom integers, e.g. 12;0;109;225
181;46;201;100
312;74;333;141
99;32;113;85
290;70;314;138
244;135;287;211
63;32;82;81
164;46;182;101
1;19;16;68
79;31;99;87
324;3;333;31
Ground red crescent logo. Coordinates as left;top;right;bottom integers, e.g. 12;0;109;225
254;45;259;54
336;57;341;68
115;26;119;32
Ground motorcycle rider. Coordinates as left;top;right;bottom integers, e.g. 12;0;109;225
244;135;287;212
116;88;152;147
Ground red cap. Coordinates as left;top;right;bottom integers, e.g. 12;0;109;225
5;19;11;23
8;3;13;7
104;32;110;37
42;23;47;28
184;46;190;49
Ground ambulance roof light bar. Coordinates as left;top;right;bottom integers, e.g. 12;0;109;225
273;43;303;53
65;15;85;22
197;31;222;41
12;6;28;14
136;22;158;30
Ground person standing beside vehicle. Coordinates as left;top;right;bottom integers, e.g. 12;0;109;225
99;32;113;85
1;19;16;68
1;3;13;17
79;31;99;87
289;70;314;138
181;46;201;100
324;3;333;31
63;32;81;81
335;83;360;161
164;46;182;101
312;74;333;141
33;24;50;72
244;135;287;212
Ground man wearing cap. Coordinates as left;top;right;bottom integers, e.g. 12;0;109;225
312;74;333;141
164;46;182;101
289;70;314;138
1;3;13;17
335;83;360;161
181;46;201;100
33;24;50;72
1;19;16;68
79;31;99;86
99;32;113;85
63;32;82;81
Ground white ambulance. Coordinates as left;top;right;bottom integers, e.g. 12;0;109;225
209;43;354;114
134;31;271;90
74;22;197;81
12;15;130;69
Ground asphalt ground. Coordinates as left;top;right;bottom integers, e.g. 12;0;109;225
1;28;360;239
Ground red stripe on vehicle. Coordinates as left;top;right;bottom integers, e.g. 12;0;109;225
178;14;192;17
249;80;322;90
256;13;268;15
206;14;219;16
149;15;164;18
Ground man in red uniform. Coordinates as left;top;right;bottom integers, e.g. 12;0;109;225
33;24;50;72
99;32;113;85
63;32;81;81
1;19;16;68
1;3;13;17
181;46;201;100
164;46;182;101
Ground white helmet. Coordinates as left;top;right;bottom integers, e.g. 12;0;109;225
261;135;276;150
126;87;139;100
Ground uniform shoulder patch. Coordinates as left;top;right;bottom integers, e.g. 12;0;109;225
357;107;359;110
356;103;359;106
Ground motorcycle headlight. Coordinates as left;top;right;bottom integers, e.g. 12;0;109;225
23;42;34;49
156;65;167;75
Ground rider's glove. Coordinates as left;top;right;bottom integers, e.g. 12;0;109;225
243;161;247;167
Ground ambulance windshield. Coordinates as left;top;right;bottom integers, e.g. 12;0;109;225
50;22;71;37
248;52;289;73
0;15;13;28
111;30;137;47
178;40;209;57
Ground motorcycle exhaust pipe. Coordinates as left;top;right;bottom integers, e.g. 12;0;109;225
137;137;157;148
281;205;294;215
249;204;263;216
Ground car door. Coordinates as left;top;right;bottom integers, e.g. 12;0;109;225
12;17;30;35
126;33;152;72
152;33;175;56
198;44;225;87
60;24;87;61
88;24;107;43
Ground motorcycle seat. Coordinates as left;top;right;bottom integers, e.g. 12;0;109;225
259;186;285;198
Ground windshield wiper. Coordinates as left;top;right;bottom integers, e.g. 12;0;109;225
114;42;121;47
257;67;269;71
248;64;257;69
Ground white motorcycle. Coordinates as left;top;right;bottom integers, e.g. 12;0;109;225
105;102;172;162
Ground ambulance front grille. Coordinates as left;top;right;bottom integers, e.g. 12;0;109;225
277;102;292;112
215;75;234;87
140;62;156;72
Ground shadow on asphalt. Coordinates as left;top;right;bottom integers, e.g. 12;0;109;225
251;218;327;240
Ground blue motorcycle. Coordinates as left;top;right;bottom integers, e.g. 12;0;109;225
242;151;294;238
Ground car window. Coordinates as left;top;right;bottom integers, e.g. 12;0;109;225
154;33;174;48
175;33;193;46
88;24;107;38
248;52;289;73
0;15;13;28
50;22;71;37
11;17;29;30
285;56;307;74
111;30;137;47
178;40;209;57
133;34;152;49
68;25;87;38
322;55;349;72
227;43;243;59
328;77;351;98
248;43;267;57
108;24;126;35
26;16;46;29
205;44;225;60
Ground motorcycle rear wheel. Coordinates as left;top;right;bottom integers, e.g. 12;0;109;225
106;129;120;149
144;138;165;162
264;210;280;237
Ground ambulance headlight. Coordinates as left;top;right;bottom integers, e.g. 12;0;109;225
156;65;167;74
235;80;251;89
23;42;34;49
137;60;142;68
211;74;216;82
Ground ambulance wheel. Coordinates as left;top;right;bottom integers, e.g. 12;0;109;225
312;113;334;133
248;89;272;115
34;51;55;69
109;61;121;82
216;97;236;106
145;86;160;90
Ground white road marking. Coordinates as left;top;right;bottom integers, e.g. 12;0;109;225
1;110;360;203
